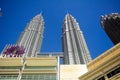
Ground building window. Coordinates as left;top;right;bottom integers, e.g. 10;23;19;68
0;74;18;80
21;73;56;80
107;67;120;78
97;76;105;80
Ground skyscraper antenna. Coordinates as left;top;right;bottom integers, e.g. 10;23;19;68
0;8;2;16
40;10;43;15
67;10;69;14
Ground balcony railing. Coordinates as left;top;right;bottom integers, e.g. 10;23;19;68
37;52;63;58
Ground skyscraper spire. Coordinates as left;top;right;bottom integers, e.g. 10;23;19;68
0;8;2;16
62;14;91;64
16;14;44;57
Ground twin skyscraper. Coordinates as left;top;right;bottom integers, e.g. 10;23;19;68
62;14;91;64
1;13;91;64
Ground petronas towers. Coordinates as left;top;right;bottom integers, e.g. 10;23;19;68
62;14;91;64
1;13;91;64
16;14;44;57
1;14;44;57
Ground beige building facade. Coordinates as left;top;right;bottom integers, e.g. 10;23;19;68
0;56;58;80
60;65;88;80
79;43;120;80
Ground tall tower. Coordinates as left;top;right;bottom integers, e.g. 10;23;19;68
17;14;44;57
100;13;120;45
62;14;91;64
2;14;44;57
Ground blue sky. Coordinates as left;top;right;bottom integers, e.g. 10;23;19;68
0;0;120;59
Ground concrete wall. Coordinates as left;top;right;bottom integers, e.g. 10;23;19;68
60;64;88;80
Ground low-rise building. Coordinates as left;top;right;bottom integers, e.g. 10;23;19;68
0;56;58;80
